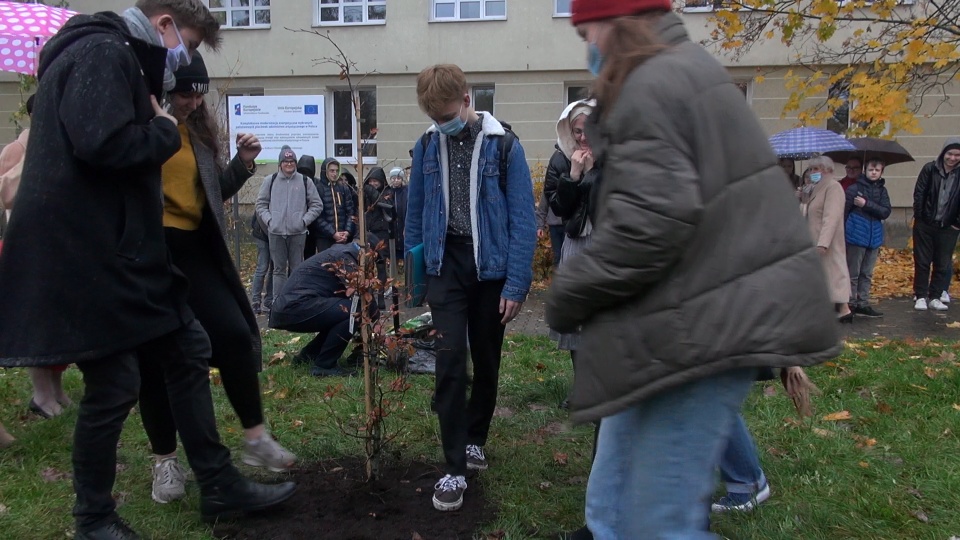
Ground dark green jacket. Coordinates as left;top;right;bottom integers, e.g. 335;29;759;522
545;13;841;424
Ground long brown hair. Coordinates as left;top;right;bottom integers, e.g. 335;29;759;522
591;14;666;116
185;99;221;166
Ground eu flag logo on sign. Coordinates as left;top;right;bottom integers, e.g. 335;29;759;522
304;105;319;115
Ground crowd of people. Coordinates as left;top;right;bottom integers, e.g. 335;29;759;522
0;0;957;539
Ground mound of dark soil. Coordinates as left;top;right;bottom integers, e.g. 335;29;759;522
213;459;495;540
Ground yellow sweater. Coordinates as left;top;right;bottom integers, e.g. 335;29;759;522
162;124;206;230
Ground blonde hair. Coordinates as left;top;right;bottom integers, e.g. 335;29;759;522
416;64;468;119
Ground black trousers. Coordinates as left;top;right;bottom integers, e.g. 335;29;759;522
74;320;239;533
426;240;506;476
281;299;355;370
139;227;263;455
913;220;960;299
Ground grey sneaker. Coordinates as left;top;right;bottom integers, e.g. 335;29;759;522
432;474;467;511
466;444;488;471
151;457;187;504
242;433;296;472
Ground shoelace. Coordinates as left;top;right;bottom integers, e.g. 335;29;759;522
434;474;464;492
157;460;183;484
466;445;485;461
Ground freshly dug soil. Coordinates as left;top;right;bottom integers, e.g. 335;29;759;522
213;459;495;540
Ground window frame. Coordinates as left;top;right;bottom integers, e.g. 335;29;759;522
203;0;271;29
471;84;496;115
734;80;753;105
329;87;378;166
430;0;508;22
565;83;590;105
316;0;387;27
554;0;571;17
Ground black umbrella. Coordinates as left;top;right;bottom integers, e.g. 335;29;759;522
825;137;914;166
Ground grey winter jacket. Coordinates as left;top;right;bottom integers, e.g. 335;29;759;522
255;170;323;236
545;13;841;424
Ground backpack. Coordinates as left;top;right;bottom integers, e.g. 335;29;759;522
416;121;517;194
251;172;314;239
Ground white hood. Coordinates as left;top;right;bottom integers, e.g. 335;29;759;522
556;99;596;160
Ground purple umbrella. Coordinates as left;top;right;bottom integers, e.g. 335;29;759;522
769;127;856;160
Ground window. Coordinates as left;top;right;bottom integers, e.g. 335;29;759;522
472;85;495;114
332;88;377;164
554;0;571;16
432;0;506;21
205;0;270;28
318;0;386;26
566;84;589;105
682;0;741;12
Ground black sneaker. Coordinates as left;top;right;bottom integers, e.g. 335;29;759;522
466;444;488;470
854;306;884;318
432;474;466;511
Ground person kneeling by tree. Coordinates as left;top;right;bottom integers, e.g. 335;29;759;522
269;242;379;377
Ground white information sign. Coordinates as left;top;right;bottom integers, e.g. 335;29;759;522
226;95;325;164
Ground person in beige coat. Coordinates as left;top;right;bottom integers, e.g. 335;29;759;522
800;156;853;321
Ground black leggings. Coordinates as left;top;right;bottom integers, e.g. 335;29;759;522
139;223;264;455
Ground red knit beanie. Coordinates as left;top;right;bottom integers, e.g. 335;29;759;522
571;0;673;24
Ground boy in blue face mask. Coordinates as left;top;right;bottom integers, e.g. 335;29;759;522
407;64;537;513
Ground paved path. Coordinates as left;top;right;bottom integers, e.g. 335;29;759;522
262;292;960;341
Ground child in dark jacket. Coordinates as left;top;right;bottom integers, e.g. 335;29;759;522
844;158;892;317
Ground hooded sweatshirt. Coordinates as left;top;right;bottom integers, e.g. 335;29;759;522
364;167;391;237
255;146;322;235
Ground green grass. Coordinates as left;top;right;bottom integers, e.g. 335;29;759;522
1;335;959;539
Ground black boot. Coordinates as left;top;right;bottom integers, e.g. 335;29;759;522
200;478;296;522
75;519;141;540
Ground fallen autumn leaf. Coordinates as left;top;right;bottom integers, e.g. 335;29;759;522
822;410;853;421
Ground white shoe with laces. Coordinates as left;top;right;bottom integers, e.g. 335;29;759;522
915;297;928;311
941;291;951;303
242;433;296;472
151;457;187;504
930;298;949;311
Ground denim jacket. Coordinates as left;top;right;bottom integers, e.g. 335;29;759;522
405;113;536;302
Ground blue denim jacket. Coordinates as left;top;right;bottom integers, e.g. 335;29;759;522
405;113;536;302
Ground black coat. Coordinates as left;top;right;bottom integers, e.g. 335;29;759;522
316;157;357;241
543;147;600;239
269;244;359;329
0;13;184;366
913;141;960;228
363;167;391;239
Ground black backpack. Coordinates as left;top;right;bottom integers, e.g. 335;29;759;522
415;121;517;194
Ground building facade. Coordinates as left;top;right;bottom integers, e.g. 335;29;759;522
0;0;956;221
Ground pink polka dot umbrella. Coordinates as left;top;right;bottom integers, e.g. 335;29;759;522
0;1;78;75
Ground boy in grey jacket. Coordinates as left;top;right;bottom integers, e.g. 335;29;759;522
256;145;322;304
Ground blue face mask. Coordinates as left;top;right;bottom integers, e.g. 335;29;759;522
809;172;822;183
588;42;605;76
158;20;191;74
435;104;465;136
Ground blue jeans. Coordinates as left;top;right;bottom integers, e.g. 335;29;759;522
251;237;273;308
548;225;565;267
586;368;756;540
719;414;766;495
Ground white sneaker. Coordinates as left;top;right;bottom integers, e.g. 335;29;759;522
151;457;187;504
242;433;296;472
915;297;928;311
941;291;951;303
930;298;949;311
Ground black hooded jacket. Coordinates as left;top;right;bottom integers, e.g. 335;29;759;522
913;138;960;228
363;167;391;238
0;12;185;366
315;157;357;241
